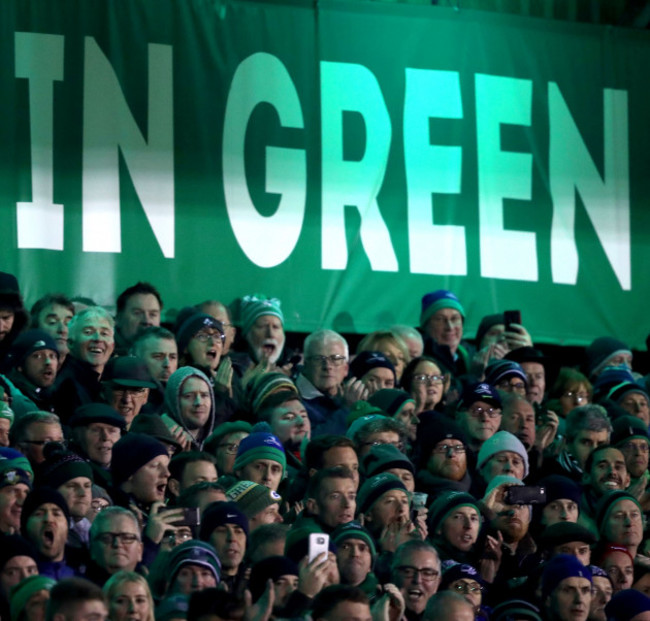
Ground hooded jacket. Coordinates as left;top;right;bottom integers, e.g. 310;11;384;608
164;367;216;450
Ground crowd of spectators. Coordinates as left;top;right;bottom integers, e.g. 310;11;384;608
0;270;648;621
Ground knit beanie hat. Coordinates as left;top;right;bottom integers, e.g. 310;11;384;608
595;491;643;533
7;330;59;369
21;487;70;533
155;595;189;621
199;501;249;540
36;447;94;489
368;389;415;417
226;480;281;519
475;314;505;349
233;432;286;474
0;400;14;425
483;475;525;500
176;313;224;356
0;447;33;488
240;295;284;335
485;360;528;388
415;414;467;469
428;490;479;534
606;589;650;621
537;475;582;505
594;543;635;566
538;522;597;548
331;521;377;558
541;554;592;600
249;556;299;602
284;525;337;564
362;444;414;478
246;373;298;416
476;431;529;479
167;539;221;586
345;414;387;441
593;367;647;403
456;383;502;411
0;534;38;571
491;600;542;621
585;337;632;379
205;421;252;453
10;574;56;621
346;403;385;428
111;433;168;486
357;473;408;514
611;416;650;447
348;351;396;382
420;290;465;327
439;562;484;592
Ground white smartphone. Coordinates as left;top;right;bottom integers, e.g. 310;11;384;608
308;532;330;562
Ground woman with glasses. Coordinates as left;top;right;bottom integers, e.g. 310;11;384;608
401;356;451;414
439;562;489;620
548;368;593;418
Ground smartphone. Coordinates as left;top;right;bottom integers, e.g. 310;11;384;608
503;310;522;331
505;485;546;505
411;492;428;522
308;533;330;562
158;506;201;528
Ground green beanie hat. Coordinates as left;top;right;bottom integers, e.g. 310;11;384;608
240;294;284;335
10;575;56;621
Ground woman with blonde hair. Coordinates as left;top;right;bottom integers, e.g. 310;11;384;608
357;330;410;382
103;571;155;621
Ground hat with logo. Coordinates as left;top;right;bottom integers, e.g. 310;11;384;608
176;313;224;356
420;290;465;328
611;416;650;447
331;521;377;558
0;447;33;489
541;554;592;600
233;432;286;474
101;356;156;389
167;539;221;586
457;383;502;411
240;294;284;335
226;480;281;519
357;473;408;514
7;330;59;368
439;562;484;592
199;500;249;539
349;351;396;383
485;360;528;388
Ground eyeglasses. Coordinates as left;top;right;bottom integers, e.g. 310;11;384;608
396;566;439;581
307;355;347;366
496;380;526;392
162;531;193;545
562;391;589;402
413;374;446;386
111;386;148;396
620;442;650;454
452;582;484;594
217;443;240;455
194;330;225;344
433;444;466;455
466;406;501;419
20;439;67;447
96;532;140;546
362;440;404;451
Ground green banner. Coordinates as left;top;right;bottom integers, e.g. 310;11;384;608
2;0;649;346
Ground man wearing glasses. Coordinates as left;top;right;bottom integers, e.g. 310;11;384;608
296;329;361;437
455;383;503;471
87;506;144;584
391;540;441;620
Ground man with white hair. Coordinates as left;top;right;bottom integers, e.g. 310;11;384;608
52;307;115;420
296;330;365;437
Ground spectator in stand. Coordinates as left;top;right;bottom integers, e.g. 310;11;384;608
103;571;155;621
11;412;64;469
113;282;162;357
548;368;593;418
356;331;410;384
541;554;592;621
226;480;282;531
196;300;236;356
204;421;252;478
391;325;424;360
29;294;75;368
167;452;218;502
585;337;633;381
401;356;450;415
348;352;397;398
506;346;550;405
45;577;108;621
0;273;29;367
